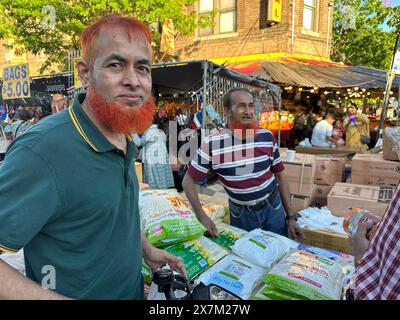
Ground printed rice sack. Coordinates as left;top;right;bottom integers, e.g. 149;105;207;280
208;223;248;250
197;254;267;300
231;229;298;269
251;284;271;300
264;250;345;300
164;236;229;281
142;260;153;283
252;284;302;300
201;201;227;224
139;190;206;247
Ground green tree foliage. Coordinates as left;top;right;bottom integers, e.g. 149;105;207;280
0;0;200;73
331;0;400;70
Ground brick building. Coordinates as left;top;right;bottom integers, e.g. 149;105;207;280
175;0;334;64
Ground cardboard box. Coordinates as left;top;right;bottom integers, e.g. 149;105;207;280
135;162;143;183
383;128;399;161
281;152;316;197
301;228;353;255
310;185;333;206
291;194;312;213
327;182;394;217
351;153;400;187
313;156;345;186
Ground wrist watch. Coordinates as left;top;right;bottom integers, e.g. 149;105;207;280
286;213;299;222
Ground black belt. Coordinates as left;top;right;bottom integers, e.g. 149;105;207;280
233;187;278;211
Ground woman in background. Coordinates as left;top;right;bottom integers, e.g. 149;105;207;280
141;115;174;189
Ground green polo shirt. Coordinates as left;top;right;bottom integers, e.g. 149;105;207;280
0;94;143;300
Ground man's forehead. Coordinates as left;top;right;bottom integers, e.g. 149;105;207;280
94;28;150;52
232;91;254;102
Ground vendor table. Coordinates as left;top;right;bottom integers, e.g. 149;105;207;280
295;145;362;155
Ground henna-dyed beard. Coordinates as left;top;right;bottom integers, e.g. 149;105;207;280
228;117;259;140
87;88;155;134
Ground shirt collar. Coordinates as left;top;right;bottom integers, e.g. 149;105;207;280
69;93;133;153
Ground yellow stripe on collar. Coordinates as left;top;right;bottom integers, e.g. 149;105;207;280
68;107;99;152
0;244;18;254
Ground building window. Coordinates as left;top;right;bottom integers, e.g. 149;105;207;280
198;0;236;37
303;0;318;32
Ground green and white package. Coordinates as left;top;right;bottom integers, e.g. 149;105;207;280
208;223;248;250
164;236;228;281
142;260;153;283
232;229;297;269
197;254;267;300
264;250;345;300
139;190;206;247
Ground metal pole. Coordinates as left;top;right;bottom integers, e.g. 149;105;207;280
201;60;208;130
375;70;395;147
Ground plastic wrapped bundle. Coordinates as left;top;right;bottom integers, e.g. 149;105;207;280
164;236;229;281
139;189;206;247
264;250;345;300
208;223;248;250
197;254;267;300
231;229;298;269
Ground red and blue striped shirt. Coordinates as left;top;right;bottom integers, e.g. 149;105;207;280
187;129;284;205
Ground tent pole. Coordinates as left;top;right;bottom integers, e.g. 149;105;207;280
202;61;208;132
375;70;395;147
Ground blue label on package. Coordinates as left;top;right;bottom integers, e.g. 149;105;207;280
207;272;244;296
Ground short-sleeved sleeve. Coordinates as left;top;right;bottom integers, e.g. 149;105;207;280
326;124;333;137
270;135;285;174
0;144;61;253
187;138;212;181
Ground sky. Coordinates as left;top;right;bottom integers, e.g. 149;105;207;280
381;0;400;31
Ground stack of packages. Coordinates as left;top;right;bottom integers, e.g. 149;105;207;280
280;151;345;211
139;189;247;297
327;152;399;218
140;189;352;300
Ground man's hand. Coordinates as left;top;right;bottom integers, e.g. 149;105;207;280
351;213;382;264
198;214;219;237
287;220;305;241
143;245;187;278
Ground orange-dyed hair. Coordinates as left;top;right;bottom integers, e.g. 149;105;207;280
80;14;152;64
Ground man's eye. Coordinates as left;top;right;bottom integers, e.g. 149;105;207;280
138;66;150;73
109;63;122;69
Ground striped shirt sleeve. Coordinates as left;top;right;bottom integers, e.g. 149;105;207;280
187;138;212;181
270;135;284;173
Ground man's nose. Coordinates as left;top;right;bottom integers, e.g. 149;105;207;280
122;69;140;87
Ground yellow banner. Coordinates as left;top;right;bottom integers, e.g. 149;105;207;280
2;64;31;100
73;57;82;89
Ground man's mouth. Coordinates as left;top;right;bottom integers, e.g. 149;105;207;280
117;94;143;105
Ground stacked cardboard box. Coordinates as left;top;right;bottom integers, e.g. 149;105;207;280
351;153;400;187
383;127;400;161
281;152;345;211
327;182;394;217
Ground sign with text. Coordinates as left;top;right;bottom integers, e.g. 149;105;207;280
391;33;400;74
2;64;31;100
267;0;282;24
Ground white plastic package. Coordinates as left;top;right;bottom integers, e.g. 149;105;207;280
264;250;345;300
196;254;267;300
231;229;298;269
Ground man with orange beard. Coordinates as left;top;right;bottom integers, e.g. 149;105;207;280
0;15;185;300
183;88;304;241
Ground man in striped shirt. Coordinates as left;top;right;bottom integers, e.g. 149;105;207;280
182;88;304;241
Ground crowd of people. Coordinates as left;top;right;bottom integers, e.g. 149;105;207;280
0;14;398;300
292;101;371;151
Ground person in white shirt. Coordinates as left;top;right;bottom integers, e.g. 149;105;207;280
311;113;337;147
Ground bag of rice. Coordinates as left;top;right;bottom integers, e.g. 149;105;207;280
196;254;267;300
231;229;297;269
142;260;153;283
208;223;248;250
164;236;228;281
139;190;206;247
251;284;271;300
264;250;345;300
200;201;227;224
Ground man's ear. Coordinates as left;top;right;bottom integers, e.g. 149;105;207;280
75;59;90;88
